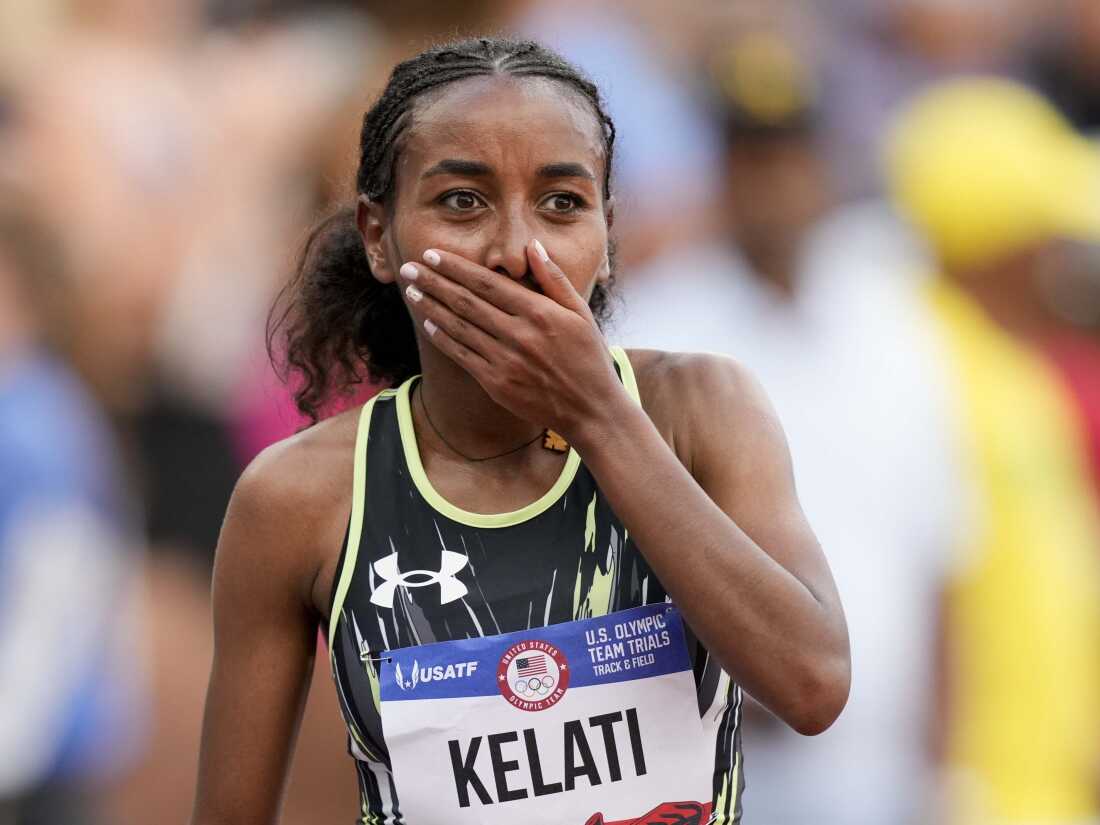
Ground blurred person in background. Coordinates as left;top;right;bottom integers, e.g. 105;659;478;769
818;0;1043;197
1023;0;1100;498
4;2;372;821
11;0;206;416
0;195;145;825
614;31;963;825
1040;245;1100;498
1030;0;1100;133
4;6;232;818
888;77;1100;825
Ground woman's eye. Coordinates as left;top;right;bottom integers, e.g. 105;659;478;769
540;193;584;213
440;191;485;211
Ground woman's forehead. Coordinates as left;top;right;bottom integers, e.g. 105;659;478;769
400;75;606;177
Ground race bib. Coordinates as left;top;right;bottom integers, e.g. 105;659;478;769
380;603;714;824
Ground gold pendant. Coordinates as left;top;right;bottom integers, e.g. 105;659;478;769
542;429;569;453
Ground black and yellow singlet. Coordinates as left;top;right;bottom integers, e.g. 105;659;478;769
327;346;744;824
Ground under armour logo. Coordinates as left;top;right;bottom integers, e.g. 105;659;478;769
369;550;469;608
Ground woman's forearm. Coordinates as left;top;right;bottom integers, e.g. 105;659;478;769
569;392;849;734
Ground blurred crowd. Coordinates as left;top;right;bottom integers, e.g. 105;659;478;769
0;1;1099;824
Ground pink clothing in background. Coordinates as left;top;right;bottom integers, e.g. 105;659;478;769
1045;333;1100;499
230;355;383;467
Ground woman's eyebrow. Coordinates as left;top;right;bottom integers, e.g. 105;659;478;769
537;162;595;181
422;159;493;178
421;159;596;181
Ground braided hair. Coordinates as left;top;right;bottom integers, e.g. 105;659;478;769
268;37;617;423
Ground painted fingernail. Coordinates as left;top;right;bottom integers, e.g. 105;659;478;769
405;284;422;302
532;238;549;262
424;318;438;336
399;262;418;280
423;249;441;267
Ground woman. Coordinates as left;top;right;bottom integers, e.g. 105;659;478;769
191;38;849;825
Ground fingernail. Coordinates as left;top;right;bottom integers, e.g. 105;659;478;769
424;318;438;336
405;284;422;302
532;239;549;262
423;249;441;267
399;262;418;280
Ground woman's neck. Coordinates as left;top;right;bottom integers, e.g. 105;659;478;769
413;347;544;461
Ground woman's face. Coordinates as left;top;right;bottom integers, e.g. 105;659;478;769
362;75;612;307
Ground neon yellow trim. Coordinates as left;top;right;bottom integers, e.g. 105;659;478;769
713;680;741;823
394;375;582;529
572;492;615;619
365;650;382;713
609;345;641;406
713;750;740;825
728;749;741;822
585;491;598;553
571;556;584;619
327;394;385;653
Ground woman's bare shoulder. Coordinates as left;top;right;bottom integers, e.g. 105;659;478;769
624;348;779;471
625;348;764;422
217;405;362;595
236;405;360;518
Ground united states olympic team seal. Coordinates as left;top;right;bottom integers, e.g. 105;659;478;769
497;640;570;711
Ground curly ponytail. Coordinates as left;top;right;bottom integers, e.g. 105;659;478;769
267;208;416;422
268;38;618;423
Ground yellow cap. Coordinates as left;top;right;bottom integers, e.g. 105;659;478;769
708;32;817;132
885;77;1100;270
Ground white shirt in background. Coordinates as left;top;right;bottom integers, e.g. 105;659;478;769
612;210;964;825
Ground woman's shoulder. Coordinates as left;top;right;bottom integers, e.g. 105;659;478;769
223;406;361;573
624;348;767;417
240;405;359;500
623;347;781;466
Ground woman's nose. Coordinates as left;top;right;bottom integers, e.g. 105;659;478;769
482;210;530;281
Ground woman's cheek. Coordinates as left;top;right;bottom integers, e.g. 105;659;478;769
412;214;489;261
561;240;609;296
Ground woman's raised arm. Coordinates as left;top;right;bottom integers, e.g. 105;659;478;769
400;243;850;735
578;351;851;735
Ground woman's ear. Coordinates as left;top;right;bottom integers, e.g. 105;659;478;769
357;195;396;283
596;197;614;284
596;252;611;284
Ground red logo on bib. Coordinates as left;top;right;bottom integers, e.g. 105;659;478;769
497;640;570;711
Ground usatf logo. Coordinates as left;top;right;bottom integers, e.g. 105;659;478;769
395;659;421;691
497;640;569;712
369;550;469;608
394;659;478;691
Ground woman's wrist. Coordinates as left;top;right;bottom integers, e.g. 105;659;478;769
564;385;650;459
